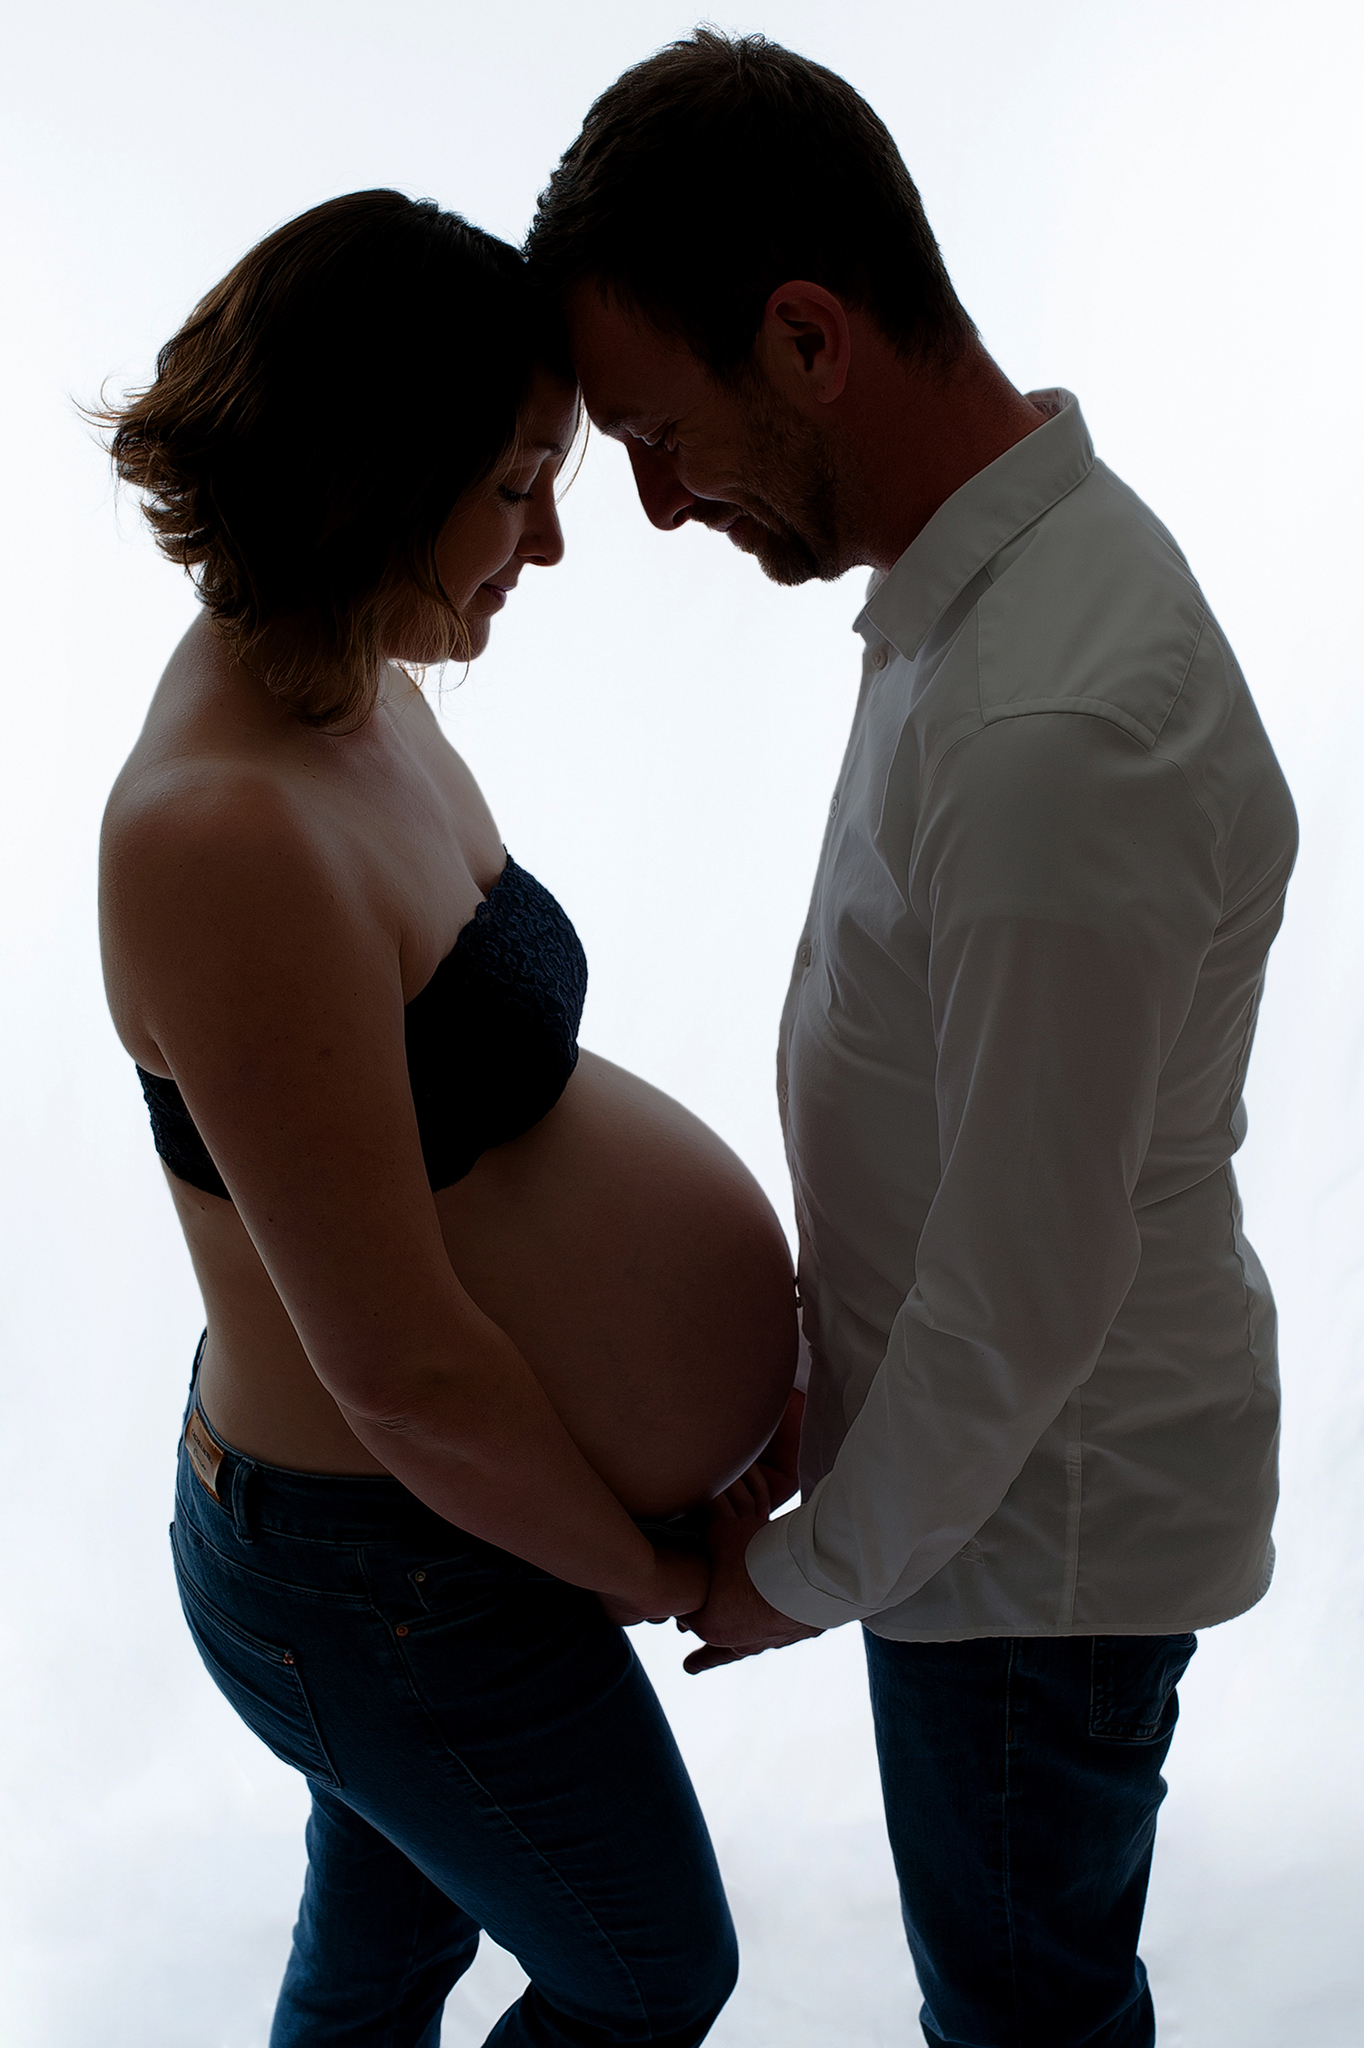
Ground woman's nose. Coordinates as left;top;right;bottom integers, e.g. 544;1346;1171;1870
521;500;566;568
626;440;698;531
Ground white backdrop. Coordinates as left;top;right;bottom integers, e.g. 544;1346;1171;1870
2;4;1361;2043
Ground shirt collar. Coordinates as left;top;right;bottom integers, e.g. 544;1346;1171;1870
857;389;1094;661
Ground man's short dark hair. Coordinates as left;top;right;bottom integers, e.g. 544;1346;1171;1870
526;28;976;379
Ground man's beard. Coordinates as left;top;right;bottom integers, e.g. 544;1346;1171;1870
695;379;853;586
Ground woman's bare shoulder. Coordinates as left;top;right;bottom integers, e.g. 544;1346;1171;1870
103;741;316;861
100;738;387;1068
101;741;356;952
104;621;369;892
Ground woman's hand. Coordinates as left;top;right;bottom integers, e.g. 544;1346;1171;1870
595;1385;806;1632
599;1546;709;1627
678;1466;822;1673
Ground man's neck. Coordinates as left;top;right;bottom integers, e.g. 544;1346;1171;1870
835;324;1048;573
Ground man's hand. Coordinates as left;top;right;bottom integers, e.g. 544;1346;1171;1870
679;1466;822;1674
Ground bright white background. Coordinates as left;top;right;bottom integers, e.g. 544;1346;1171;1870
1;3;1360;2042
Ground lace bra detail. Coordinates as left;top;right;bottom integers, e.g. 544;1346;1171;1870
135;855;588;1199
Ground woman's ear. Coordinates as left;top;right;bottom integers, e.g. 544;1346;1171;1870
755;281;852;405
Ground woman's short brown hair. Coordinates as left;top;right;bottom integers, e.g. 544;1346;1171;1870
99;190;569;728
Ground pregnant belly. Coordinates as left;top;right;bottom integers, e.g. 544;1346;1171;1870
434;1052;798;1515
185;1051;797;1515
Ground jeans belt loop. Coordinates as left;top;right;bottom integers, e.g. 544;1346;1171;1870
228;1450;257;1544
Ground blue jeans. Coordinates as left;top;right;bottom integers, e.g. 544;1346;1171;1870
170;1381;737;2046
864;1630;1197;2048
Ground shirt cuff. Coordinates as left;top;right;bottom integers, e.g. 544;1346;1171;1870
744;1514;878;1630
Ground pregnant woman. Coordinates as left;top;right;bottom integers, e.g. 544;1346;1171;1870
97;191;797;2048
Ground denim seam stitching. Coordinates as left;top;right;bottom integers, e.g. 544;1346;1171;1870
389;1653;654;2030
1001;1640;1025;2048
170;1523;342;1788
173;1487;373;1606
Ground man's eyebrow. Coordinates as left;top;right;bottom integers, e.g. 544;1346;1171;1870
593;412;649;440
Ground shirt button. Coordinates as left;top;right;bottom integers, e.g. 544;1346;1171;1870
829;794;839;816
798;942;812;967
872;646;889;669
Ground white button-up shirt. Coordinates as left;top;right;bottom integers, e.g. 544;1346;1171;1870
745;392;1297;1640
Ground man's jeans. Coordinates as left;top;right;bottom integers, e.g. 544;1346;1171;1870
171;1382;736;2047
864;1630;1197;2048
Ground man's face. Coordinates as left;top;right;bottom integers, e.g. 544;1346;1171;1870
567;283;855;586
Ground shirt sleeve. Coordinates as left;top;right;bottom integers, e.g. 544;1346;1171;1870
746;709;1223;1627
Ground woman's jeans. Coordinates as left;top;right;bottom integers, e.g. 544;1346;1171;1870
170;1378;737;2047
864;1629;1197;2048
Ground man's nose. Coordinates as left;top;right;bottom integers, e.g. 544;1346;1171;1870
626;440;698;531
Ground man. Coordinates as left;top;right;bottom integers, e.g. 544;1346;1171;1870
527;30;1296;2048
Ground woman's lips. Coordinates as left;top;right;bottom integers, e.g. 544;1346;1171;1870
479;583;509;610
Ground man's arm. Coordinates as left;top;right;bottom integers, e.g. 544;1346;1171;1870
690;712;1222;1646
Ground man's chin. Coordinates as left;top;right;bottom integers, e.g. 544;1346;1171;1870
727;514;821;588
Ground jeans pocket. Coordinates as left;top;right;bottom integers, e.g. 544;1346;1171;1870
171;1523;341;1786
1088;1633;1197;1743
404;1539;553;1617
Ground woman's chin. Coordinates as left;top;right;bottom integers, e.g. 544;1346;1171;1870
460;616;493;660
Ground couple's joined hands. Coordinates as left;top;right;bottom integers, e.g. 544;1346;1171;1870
600;1391;823;1670
676;1462;823;1673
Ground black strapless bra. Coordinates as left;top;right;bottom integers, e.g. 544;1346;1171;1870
135;855;588;1200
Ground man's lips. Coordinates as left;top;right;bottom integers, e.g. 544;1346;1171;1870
688;505;749;537
718;512;767;551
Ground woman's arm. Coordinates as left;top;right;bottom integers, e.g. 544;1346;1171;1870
102;763;705;1618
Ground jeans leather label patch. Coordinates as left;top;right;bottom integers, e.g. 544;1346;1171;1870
185;1407;224;1501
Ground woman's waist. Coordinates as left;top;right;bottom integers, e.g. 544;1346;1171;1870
176;1387;711;1568
192;1263;793;1526
188;1240;795;1512
196;1335;783;1522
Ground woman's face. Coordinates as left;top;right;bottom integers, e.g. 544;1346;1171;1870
392;368;578;664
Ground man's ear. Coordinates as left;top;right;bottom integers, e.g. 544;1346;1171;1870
754;282;852;406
